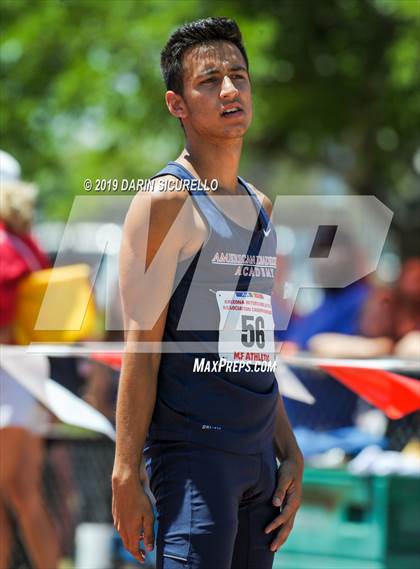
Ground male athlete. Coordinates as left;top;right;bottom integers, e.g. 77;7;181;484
112;17;303;569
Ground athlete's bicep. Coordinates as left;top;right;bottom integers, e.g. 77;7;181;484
119;182;190;340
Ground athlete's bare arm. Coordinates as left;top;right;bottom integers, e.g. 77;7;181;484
248;184;304;552
267;395;303;553
112;177;202;564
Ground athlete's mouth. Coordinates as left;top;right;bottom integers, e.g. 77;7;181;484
221;105;243;117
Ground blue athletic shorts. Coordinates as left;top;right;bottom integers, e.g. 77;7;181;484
144;440;279;569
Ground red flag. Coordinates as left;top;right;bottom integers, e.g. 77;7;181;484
320;365;420;419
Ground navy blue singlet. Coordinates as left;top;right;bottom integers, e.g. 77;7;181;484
147;161;279;454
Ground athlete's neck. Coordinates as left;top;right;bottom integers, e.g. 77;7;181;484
177;137;243;194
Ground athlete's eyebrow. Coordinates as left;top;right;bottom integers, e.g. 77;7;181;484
198;64;248;77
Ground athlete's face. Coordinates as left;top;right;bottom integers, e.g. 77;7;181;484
167;41;252;139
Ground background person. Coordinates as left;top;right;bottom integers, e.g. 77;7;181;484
0;159;60;569
308;257;420;359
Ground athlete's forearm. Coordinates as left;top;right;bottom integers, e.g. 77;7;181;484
113;351;160;482
273;395;303;467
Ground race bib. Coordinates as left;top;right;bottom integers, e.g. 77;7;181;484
216;290;275;365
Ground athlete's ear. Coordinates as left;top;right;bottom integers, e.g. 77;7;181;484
166;91;187;120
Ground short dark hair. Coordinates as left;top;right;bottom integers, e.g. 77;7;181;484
161;17;249;94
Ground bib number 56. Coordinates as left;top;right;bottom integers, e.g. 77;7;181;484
241;315;265;348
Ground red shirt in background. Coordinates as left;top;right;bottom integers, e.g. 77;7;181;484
0;221;50;326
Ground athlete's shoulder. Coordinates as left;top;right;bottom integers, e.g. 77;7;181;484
128;174;190;218
141;173;190;201
123;174;192;255
246;182;273;218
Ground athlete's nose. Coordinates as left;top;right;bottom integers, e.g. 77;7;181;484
220;75;239;99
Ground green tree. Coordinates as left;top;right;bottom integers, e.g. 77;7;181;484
1;0;419;253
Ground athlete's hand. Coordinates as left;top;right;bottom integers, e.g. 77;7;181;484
112;474;155;564
264;456;303;552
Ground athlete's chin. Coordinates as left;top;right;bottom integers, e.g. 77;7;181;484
221;125;249;138
221;130;247;139
218;120;250;136
201;124;249;140
224;116;251;135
